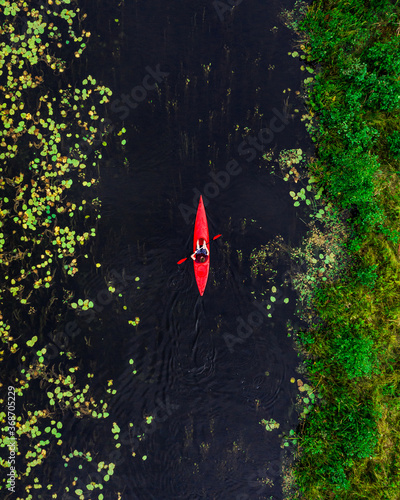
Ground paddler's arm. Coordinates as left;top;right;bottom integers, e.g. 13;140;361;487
202;243;209;255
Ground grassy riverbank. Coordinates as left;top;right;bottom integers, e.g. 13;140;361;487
285;0;400;498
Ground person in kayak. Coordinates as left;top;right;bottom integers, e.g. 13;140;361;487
191;240;209;263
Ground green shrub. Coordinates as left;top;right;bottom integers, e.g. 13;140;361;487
363;38;400;76
355;201;386;234
330;330;379;379
299;4;380;65
297;393;379;492
326;104;379;153
327;150;380;208
341;58;368;84
355;264;378;289
338;399;379;460
365;74;400;111
379;224;400;245
319;461;350;490
387;131;400;159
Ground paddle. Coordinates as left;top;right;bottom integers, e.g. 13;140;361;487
177;234;222;264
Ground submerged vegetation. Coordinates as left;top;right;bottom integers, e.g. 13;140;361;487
281;0;400;498
0;1;132;497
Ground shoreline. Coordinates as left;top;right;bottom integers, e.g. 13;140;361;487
283;0;400;497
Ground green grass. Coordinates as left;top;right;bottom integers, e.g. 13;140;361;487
285;0;400;498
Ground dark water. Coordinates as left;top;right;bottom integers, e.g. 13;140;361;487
69;0;309;498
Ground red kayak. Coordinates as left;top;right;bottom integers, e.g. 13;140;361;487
193;196;210;296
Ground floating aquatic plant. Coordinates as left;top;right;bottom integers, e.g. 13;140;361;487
260;418;280;431
0;1;130;496
128;316;140;326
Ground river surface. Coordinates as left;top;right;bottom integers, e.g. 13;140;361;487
69;0;310;498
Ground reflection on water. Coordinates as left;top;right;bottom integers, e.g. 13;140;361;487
74;0;309;498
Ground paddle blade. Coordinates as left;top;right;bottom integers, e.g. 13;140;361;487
213;234;222;240
177;257;188;265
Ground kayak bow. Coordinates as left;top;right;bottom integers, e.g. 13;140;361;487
193;196;210;296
